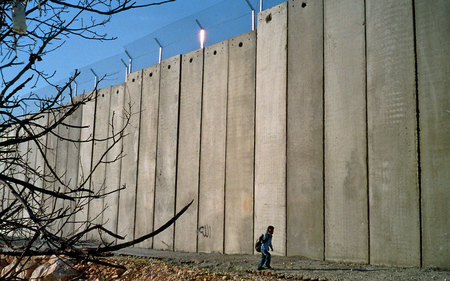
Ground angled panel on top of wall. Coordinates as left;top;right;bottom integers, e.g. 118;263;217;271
415;0;450;269
135;64;160;248
225;31;256;255
287;0;324;259
366;1;420;267
103;83;126;242
324;0;368;263
198;41;228;253
153;56;181;250
254;2;288;256
118;71;142;243
175;49;203;252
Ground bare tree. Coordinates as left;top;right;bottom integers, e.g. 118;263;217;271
0;1;192;279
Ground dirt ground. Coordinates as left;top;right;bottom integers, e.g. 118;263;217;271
111;248;450;281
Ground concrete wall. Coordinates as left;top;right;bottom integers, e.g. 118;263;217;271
324;0;368;264
21;0;450;269
415;0;450;269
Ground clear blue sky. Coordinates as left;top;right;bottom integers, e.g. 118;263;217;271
32;0;284;94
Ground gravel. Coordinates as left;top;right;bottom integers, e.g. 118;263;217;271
111;248;450;281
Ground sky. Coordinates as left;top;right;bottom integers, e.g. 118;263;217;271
29;0;285;95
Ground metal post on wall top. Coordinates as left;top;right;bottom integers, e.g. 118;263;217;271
155;38;163;63
195;19;205;49
244;0;255;30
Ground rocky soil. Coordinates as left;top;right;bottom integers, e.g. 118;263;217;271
106;248;450;281
2;248;449;280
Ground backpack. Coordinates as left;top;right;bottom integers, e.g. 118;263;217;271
255;234;266;252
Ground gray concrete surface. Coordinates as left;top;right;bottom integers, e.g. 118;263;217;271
198;41;228;254
153;56;181;250
255;3;288;256
103;83;125;242
415;0;450;269
225;31;256;255
75;92;95;230
20;0;450;270
64;96;83;235
89;86;112;240
286;0;324;259
324;0;368;264
366;1;420;267
117;74;141;243
135;64;161;248
174;49;203;253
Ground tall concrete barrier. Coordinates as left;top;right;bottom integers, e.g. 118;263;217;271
118;72;142;243
324;0;368;263
20;0;450;269
254;3;288;256
366;1;420;267
63;97;83;236
174;49;203;252
89;86;112;239
153;56;181;250
225;31;256;255
415;0;450;268
103;84;126;241
75;92;96;230
54;110;70;236
198;41;229;253
135;64;161;248
287;0;324;259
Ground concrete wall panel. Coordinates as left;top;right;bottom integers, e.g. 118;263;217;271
75;93;95;230
254;3;287;256
366;1;420;267
63;97;83;236
198;41;228;253
54;110;70;236
415;0;450;269
225;31;256;255
103;84;126;241
117;72;142;242
287;0;324;259
174;49;203;252
89;87;112;239
324;0;368;263
135;65;160;248
153;56;181;250
42;114;58;228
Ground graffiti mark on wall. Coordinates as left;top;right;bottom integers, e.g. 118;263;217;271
198;224;211;238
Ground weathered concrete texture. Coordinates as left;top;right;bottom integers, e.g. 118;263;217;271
42;113;58;233
225;31;256;255
89;87;112;239
55;109;71;235
174;49;203;253
75;93;95;230
63;96;83;236
103;84;125;242
366;1;420;267
135;65;160;248
117;74;141;242
287;0;324;259
198;41;228;253
415;0;450;269
324;0;368;263
254;2;287;256
153;56;181;250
